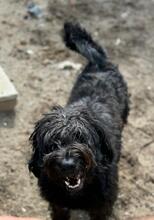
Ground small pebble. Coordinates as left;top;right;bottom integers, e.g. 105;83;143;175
21;207;26;212
57;61;82;71
26;49;34;55
121;11;129;19
3;122;7;127
115;38;121;46
27;3;43;19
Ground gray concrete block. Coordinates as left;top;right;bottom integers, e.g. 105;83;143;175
0;66;18;111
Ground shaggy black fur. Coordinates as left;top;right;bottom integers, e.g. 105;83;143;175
29;22;129;220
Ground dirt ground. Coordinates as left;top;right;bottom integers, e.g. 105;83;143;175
0;0;154;219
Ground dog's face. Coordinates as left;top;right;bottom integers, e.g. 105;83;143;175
29;106;115;194
43;143;95;193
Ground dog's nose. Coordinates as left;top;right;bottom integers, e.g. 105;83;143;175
61;158;75;170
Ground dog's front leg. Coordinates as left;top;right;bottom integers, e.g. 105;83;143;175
89;208;110;220
51;205;70;220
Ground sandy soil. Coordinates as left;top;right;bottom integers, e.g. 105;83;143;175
0;0;154;219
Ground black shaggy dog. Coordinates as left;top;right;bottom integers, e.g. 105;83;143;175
29;22;129;220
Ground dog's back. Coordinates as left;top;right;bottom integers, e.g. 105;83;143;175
63;22;129;123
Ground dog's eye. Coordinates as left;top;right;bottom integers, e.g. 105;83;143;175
52;145;59;151
51;143;61;151
44;144;58;153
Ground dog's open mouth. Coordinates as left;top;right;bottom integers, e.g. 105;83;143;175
64;176;82;189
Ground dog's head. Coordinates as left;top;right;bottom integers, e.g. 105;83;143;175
29;105;117;193
43;143;95;192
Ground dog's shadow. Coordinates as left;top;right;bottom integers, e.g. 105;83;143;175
0;110;16;128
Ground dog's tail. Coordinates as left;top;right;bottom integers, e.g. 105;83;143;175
63;22;107;66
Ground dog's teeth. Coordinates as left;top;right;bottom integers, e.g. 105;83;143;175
77;178;81;185
65;180;70;187
64;178;81;189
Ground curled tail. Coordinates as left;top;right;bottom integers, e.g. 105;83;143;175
63;22;107;66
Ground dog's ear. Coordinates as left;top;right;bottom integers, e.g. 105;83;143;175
28;114;49;178
28;147;41;178
29;105;64;177
89;112;120;164
29;129;43;178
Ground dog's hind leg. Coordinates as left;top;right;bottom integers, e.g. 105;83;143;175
51;205;70;220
